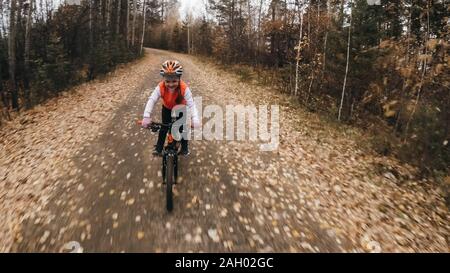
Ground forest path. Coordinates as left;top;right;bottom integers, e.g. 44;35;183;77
2;48;448;252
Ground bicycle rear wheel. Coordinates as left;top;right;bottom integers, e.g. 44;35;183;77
165;155;174;212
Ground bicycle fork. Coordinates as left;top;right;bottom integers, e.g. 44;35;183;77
162;153;178;184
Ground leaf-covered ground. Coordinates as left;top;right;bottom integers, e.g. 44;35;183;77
1;48;448;252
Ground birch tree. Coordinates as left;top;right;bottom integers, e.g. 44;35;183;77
116;0;121;36
131;0;137;46
8;0;19;110
338;0;352;121
140;0;146;54
24;0;34;108
294;7;304;97
126;0;130;45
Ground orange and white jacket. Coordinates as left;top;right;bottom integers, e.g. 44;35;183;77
143;80;200;126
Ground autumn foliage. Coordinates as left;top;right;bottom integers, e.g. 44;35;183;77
146;0;449;174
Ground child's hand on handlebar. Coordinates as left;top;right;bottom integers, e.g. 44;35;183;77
141;117;152;128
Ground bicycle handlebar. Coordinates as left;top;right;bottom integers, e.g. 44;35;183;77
137;120;173;133
138;119;195;131
149;122;172;128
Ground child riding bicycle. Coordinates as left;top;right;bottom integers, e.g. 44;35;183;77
141;60;200;156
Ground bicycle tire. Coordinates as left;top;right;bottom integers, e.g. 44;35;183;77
165;155;174;212
174;154;178;184
162;155;166;182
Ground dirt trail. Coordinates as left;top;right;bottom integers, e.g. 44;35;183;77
1;48;448;252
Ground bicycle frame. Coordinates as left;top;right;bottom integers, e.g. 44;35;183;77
148;117;178;181
162;125;179;185
140;116;185;212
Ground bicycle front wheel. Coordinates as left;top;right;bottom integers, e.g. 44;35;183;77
165;155;174;212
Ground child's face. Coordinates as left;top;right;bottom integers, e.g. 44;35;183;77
164;78;179;90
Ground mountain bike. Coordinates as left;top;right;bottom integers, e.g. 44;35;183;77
139;119;180;212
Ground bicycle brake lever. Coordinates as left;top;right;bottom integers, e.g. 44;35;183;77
149;124;160;132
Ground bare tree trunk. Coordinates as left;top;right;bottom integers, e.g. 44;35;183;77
256;0;263;65
187;23;190;54
339;0;345;29
131;0;137;46
88;0;97;79
45;0;50;21
322;0;330;70
106;0;110;28
306;71;314;103
338;0;352;121
89;0;93;50
186;12;191;54
247;0;252;57
307;4;310;50
306;1;320;104
256;0;263;49
38;0;44;22
294;9;303;96
191;24;194;53
394;4;413;133
1;14;6;40
0;1;4;37
161;0;164;22
126;0;130;46
231;0;236;62
100;0;105;27
140;0;146;54
0;1;7;121
116;0;121;36
317;0;320;18
269;0;276;64
317;0;330;93
404;0;430;140
24;0;34;109
8;0;19;110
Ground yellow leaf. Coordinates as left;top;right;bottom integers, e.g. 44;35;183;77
399;67;412;78
426;39;438;50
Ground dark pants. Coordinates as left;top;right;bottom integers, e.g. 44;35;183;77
156;106;188;152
